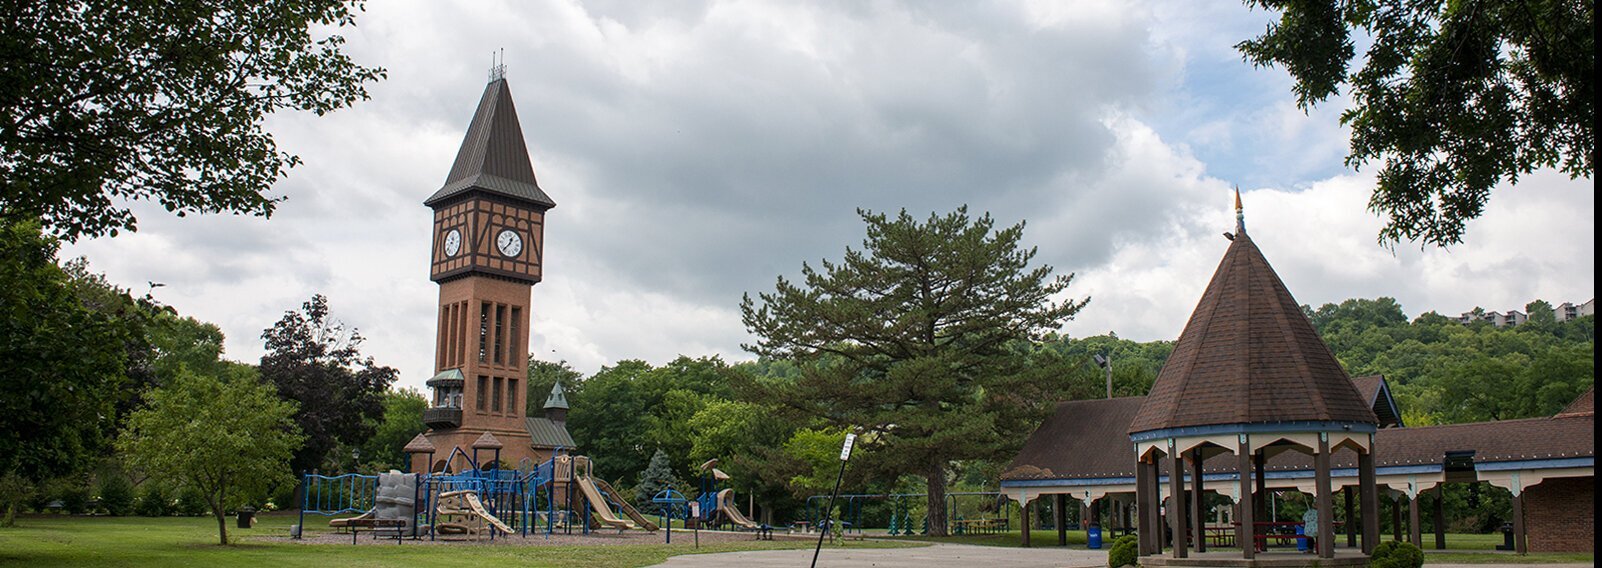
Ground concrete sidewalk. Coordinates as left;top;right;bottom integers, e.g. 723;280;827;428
650;542;1108;567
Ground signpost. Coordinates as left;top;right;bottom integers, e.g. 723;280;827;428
812;432;857;568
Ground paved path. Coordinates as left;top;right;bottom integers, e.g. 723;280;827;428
652;544;1593;568
650;542;1108;568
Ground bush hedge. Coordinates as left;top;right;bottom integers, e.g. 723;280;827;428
1108;534;1140;568
1369;540;1424;568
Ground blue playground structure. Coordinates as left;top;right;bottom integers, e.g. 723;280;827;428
297;450;657;542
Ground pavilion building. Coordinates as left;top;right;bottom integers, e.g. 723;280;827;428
1000;195;1595;560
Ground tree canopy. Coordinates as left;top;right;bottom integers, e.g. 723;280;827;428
259;295;397;475
118;366;301;544
0;221;128;503
1238;0;1594;246
0;0;385;240
739;207;1087;535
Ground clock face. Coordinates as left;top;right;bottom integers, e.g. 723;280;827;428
443;228;462;257
496;228;523;258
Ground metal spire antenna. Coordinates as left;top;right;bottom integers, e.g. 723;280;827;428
1234;184;1245;235
488;48;506;82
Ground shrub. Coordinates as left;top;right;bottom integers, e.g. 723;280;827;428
58;483;91;515
1370;540;1424;568
1108;534;1140;568
135;484;170;517
175;486;207;516
97;474;134;516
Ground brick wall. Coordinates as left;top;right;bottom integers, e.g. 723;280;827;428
1525;476;1593;553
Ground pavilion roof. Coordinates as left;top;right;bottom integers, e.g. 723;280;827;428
1003;389;1594;481
1556;387;1593;417
1128;227;1376;434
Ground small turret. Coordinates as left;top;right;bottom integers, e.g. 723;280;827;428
543;380;569;423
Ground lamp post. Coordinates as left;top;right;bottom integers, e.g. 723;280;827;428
1093;353;1112;399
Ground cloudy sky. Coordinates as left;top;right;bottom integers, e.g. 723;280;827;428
65;0;1595;392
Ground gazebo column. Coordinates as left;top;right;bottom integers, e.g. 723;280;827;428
1432;486;1446;549
1190;450;1206;552
1408;488;1422;547
1169;443;1188;558
1511;487;1527;554
1391;495;1402;541
1237;436;1255;559
1358;447;1378;554
1316;435;1334;558
1136;461;1154;555
1345;486;1357;548
1022;495;1032;547
1253;451;1267;522
1055;494;1068;547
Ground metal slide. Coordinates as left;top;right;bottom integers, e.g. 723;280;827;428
716;488;761;529
574;474;637;530
590;477;660;531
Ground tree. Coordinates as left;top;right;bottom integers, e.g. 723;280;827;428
358;389;428;472
259;295;397;476
118;366;301;544
0;0;385;240
740;207;1087;535
1238;0;1593;246
0;221;127;525
634;449;679;515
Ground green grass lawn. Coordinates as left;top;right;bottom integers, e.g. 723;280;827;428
0;513;920;568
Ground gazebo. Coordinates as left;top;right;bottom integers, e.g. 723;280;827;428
1129;193;1381;565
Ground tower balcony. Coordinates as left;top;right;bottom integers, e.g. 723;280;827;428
423;407;462;429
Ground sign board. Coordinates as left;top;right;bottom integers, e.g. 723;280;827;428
839;433;857;461
689;501;700;518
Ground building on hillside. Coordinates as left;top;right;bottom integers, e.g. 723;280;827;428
1457;299;1595;327
409;68;572;474
1002;196;1594;558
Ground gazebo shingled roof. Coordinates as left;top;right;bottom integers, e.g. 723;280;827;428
1128;229;1377;435
403;433;437;454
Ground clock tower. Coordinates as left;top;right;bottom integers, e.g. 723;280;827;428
415;70;572;473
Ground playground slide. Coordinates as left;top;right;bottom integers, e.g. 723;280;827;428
462;492;516;535
329;509;373;527
574;475;637;530
716;489;761;529
590;478;659;531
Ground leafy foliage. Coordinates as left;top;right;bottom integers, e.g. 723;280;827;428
634;449;680;515
118;366;301;544
96;471;134;516
1108;534;1139;568
259;295;397;475
740;207;1088;535
358;389;427;472
0;0;385;240
1238;0;1594;247
0;221;127;495
1370;540;1425;568
134;484;170;517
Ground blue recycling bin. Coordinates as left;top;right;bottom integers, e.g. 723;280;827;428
1295;524;1308;551
1087;525;1102;549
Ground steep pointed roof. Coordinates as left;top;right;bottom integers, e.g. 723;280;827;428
424;78;556;209
1128;230;1377;435
543;380;569;410
403;433;437;454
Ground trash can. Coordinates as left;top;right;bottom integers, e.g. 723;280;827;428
1295;524;1307;552
1087;525;1103;549
1495;522;1515;550
237;507;256;529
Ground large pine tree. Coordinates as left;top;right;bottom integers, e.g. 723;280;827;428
740;207;1087;535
